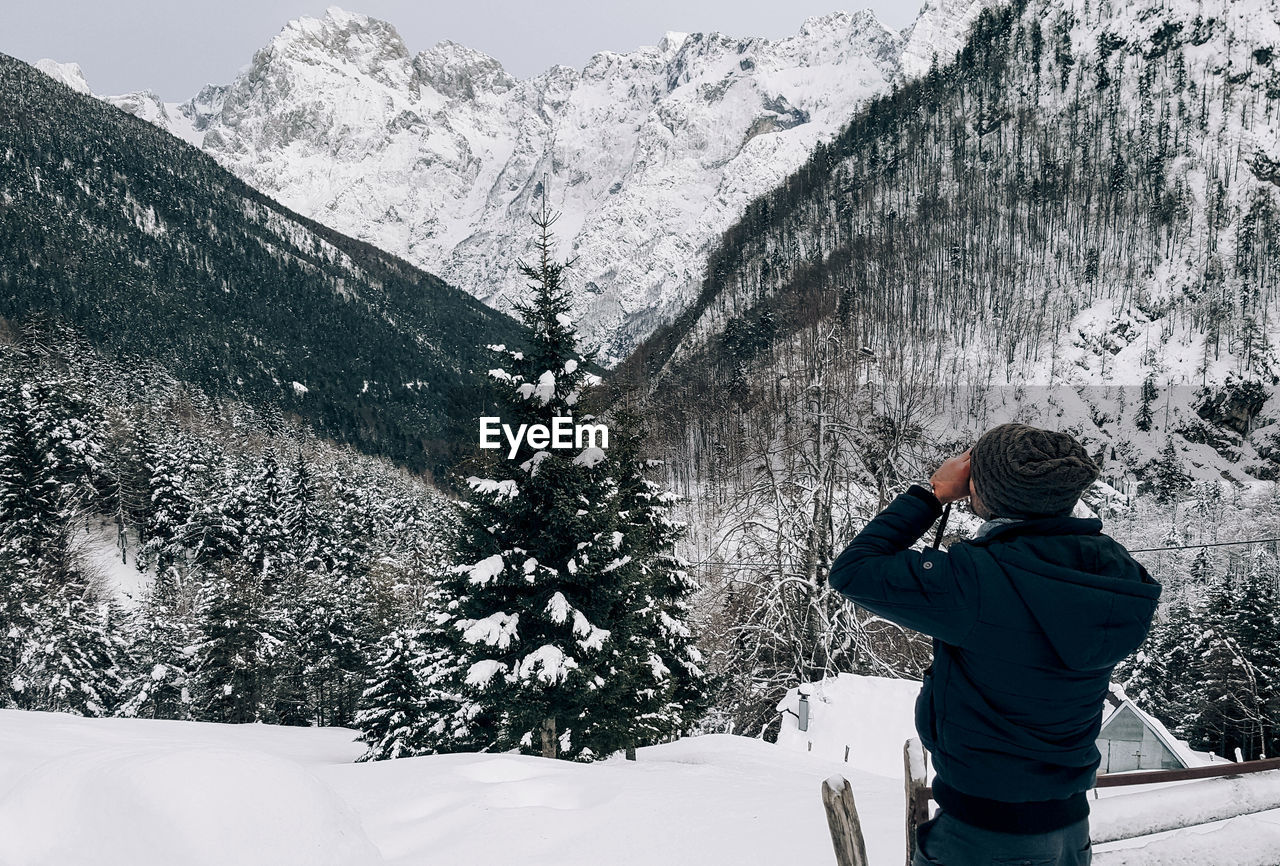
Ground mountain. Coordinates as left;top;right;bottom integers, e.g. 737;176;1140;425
898;0;1001;78
47;4;990;365
0;52;532;484
613;0;1280;491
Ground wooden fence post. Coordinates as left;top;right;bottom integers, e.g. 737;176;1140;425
821;774;870;866
904;737;929;866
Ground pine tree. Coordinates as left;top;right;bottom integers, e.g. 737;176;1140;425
1119;593;1198;731
284;450;326;573
136;428;196;576
189;463;249;569
578;406;711;756
191;561;278;723
292;566;366;726
0;388;62;696
0;385;73;578
1136;372;1158;431
1145;437;1192;504
354;629;433;761
1216;554;1280;758
1180;564;1280;761
424;196;629;759
0;377;123;714
243;450;286;590
13;594;125;716
116;566;195;719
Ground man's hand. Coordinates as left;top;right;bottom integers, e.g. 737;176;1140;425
930;448;971;504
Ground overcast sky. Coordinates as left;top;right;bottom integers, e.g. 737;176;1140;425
3;1;924;101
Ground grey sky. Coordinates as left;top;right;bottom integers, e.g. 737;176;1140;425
2;1;924;102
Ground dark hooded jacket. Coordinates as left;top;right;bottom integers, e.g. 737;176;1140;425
828;485;1161;833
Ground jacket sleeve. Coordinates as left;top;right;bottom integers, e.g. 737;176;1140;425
828;485;980;646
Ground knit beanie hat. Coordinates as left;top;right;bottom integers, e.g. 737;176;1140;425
969;423;1101;519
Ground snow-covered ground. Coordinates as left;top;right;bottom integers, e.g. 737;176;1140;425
3;701;1280;865
75;517;151;608
0;709;906;866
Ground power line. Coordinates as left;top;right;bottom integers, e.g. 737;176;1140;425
681;535;1280;568
1127;536;1280;554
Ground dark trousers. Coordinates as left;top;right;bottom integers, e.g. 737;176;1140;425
912;809;1092;866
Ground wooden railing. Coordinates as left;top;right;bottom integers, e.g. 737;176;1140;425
1092;755;1280;788
820;740;1280;866
901;739;1280;866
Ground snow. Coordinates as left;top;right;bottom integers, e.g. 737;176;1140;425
0;711;378;866
464;475;519;499
459;611;520;649
464;659;507;688
1091;770;1280;845
572;446;607;466
516;644;578;684
776;673;922;779
457;552;505;586
571;610;610;651
898;0;997;79
1091;809;1280;865
34;59;92;95
531;370;556;405
1;699;1277;864
0;710;908;866
545;591;571;623
76;519;151;608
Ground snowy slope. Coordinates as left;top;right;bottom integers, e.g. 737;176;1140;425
0;709;908;866
40;3;991;365
2;707;1277;865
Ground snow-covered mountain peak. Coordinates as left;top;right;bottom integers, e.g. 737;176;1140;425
34;59;92;95
53;3;993;364
414;40;517;99
898;0;998;79
657;31;691;54
799;8;891;39
786;8;903;77
267;5;413;89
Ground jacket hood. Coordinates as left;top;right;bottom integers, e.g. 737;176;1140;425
968;517;1162;671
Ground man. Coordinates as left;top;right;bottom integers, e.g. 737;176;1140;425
828;423;1161;866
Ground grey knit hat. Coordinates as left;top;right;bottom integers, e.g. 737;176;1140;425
970;423;1100;519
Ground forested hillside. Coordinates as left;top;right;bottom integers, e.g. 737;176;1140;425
619;0;1279;465
604;0;1280;749
0;53;533;482
0;322;456;725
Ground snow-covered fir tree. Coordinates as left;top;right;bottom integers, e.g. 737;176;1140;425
116;565;195;719
191;561;279;723
1144;437;1193;504
420;198;644;760
577;404;711;755
0;368;123;715
354;629;434;761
